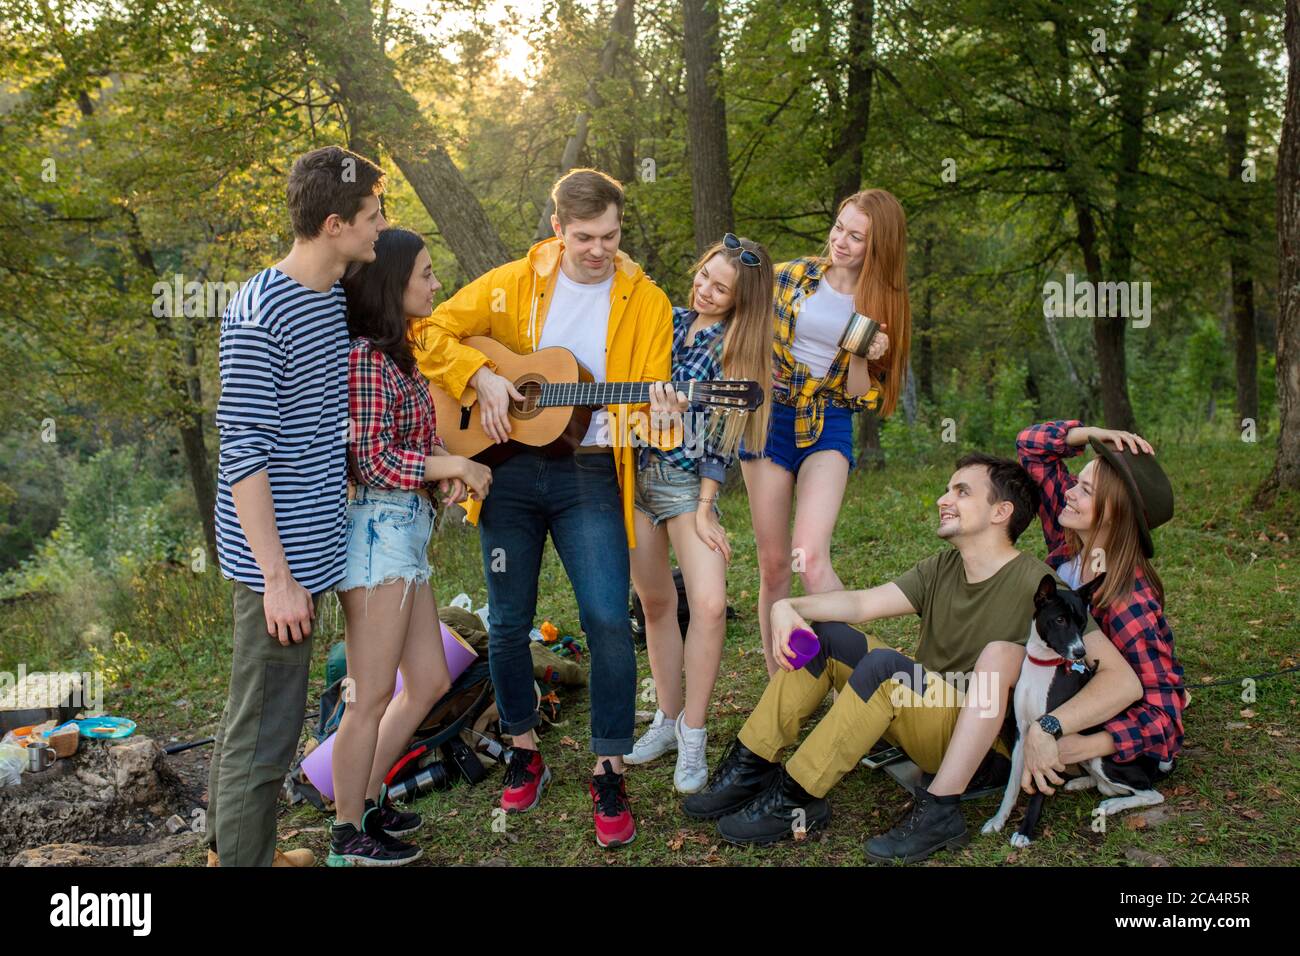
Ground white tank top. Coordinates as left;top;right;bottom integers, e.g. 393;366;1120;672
790;279;855;377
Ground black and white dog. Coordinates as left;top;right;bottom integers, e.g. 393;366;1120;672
981;574;1168;848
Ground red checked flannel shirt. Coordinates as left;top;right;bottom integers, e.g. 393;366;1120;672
1017;420;1186;765
348;338;442;490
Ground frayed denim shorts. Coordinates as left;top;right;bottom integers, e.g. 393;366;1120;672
337;485;434;594
634;456;721;528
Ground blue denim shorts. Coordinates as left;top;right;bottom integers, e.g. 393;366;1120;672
738;399;857;474
634;456;721;528
337;486;435;593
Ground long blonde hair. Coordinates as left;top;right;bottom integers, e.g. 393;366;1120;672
688;237;774;457
1063;456;1166;610
821;189;911;419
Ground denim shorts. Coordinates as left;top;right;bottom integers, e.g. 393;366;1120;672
337;486;435;593
737;399;857;474
634;456;722;528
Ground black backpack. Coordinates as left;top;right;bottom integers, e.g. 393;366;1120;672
629;565;736;641
292;658;500;811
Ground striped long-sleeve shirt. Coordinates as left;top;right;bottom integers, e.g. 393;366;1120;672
215;267;351;593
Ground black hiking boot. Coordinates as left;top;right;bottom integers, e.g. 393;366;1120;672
681;737;781;820
864;787;969;864
715;768;831;846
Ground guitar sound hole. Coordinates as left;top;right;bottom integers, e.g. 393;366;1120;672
510;378;547;421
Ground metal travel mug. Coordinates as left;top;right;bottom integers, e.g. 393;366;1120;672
27;740;54;772
838;312;881;358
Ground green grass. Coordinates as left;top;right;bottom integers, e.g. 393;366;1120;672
4;431;1297;866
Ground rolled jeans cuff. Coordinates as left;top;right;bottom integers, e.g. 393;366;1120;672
591;735;634;758
500;709;542;738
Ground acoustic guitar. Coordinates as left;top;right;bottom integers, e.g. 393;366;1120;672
429;336;764;466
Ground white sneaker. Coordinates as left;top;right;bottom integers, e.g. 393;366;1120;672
624;709;678;765
673;715;708;794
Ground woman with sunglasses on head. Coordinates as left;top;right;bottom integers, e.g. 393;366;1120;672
328;228;493;866
623;234;775;793
740;190;912;675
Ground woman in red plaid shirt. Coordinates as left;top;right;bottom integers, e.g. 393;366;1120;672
910;420;1186;818
1011;420;1186;786
328;228;492;866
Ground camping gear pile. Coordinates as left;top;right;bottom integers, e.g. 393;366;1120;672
288;594;591;810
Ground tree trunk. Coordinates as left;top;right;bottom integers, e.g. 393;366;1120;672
73;89;218;558
683;0;734;255
1259;0;1300;502
1224;0;1259;427
857;411;885;471
533;0;636;241
1069;190;1129;427
831;0;875;209
613;0;638;186
326;0;510;276
122;209;218;559
1096;0;1159;433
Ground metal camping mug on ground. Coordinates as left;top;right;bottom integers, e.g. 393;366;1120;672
838;312;881;358
27;740;54;772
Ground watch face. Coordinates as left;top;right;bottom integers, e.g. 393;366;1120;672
1039;716;1061;737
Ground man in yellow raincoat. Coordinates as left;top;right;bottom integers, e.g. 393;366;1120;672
413;168;683;849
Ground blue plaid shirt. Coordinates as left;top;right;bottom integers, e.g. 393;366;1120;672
639;307;730;482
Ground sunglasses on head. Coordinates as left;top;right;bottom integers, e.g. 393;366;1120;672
723;233;761;267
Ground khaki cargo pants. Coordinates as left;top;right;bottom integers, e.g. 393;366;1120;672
206;581;322;866
738;620;1007;797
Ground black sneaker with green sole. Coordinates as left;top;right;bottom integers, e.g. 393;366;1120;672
327;822;422;867
366;797;423;838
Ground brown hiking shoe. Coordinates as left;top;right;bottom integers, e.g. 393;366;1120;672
206;847;315;867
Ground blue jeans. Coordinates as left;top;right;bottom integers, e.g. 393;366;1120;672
478;449;634;755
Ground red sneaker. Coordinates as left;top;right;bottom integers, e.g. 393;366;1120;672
590;759;636;848
501;747;550;813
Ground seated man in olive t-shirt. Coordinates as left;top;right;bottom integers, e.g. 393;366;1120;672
683;452;1136;856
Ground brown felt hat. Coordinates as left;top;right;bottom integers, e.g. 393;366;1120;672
1088;437;1174;559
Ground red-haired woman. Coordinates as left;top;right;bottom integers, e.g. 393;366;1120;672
740;189;912;675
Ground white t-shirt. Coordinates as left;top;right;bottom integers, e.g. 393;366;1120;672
790;279;855;377
538;267;614;446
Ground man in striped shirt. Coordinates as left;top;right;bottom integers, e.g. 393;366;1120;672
207;146;386;868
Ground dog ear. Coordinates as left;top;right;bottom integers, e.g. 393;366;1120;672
1076;572;1107;606
1034;574;1057;609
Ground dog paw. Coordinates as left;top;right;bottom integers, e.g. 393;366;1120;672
981;817;1006;835
1064;777;1096;792
1009;833;1032;849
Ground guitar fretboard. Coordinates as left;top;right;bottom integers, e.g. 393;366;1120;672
537;382;686;407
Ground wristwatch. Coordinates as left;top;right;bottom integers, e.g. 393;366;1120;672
1037;714;1063;740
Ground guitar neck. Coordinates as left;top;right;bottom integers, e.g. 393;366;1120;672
538;382;687;407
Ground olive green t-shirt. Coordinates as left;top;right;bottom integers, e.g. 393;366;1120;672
890;549;1099;677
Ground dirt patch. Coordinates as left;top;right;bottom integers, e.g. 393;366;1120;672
0;736;205;866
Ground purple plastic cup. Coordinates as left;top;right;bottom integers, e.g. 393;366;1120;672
786;627;821;669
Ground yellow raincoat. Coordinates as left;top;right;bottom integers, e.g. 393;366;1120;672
412;237;674;548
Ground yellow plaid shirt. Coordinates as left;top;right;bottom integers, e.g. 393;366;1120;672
772;257;882;448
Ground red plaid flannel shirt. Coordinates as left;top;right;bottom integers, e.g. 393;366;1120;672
348;338;442;490
1017;420;1185;764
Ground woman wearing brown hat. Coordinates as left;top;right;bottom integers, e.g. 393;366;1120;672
1008;419;1187;791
